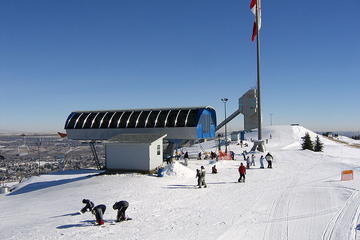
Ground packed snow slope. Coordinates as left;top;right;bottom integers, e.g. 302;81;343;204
1;125;360;240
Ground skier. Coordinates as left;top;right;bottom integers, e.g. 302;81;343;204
212;165;218;174
198;166;207;188
259;155;265;169
246;156;250;169
197;152;202;160
238;163;246;182
113;200;131;222
251;154;256;166
184;152;189;166
80;199;94;214
265;152;273;168
92;204;106;225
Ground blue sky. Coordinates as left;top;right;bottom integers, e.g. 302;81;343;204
0;0;359;132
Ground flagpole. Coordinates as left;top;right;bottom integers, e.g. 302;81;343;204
255;0;262;141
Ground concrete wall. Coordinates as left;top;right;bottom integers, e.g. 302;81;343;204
106;143;150;171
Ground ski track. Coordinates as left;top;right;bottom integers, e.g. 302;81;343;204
322;190;360;240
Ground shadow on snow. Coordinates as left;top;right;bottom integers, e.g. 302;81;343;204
8;175;96;196
50;212;81;218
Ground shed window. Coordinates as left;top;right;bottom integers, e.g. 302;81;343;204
157;145;161;155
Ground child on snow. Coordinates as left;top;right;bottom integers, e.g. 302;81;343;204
212;165;218;174
113;201;130;222
80;199;94;214
92;204;106;225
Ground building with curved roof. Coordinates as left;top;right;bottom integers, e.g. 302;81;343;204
64;106;216;140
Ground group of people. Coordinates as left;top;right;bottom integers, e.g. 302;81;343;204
197;151;218;160
80;199;130;225
244;152;273;169
238;152;274;182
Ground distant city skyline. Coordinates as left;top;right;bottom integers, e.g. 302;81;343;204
1;0;359;133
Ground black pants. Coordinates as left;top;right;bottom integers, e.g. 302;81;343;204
238;173;245;182
267;160;272;168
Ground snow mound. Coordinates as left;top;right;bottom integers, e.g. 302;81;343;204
163;161;195;178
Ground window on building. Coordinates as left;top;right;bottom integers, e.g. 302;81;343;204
157;145;161;155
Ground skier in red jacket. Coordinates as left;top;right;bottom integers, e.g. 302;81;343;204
238;163;246;183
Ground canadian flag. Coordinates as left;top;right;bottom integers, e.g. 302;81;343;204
250;0;261;41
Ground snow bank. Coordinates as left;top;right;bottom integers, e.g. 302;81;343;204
162;161;195;178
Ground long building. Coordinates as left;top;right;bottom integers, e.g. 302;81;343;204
64;106;217;141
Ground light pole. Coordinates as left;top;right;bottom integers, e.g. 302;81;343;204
36;138;41;175
221;98;229;153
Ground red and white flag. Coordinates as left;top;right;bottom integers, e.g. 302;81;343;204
250;0;261;41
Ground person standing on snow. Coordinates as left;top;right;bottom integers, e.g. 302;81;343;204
265;152;273;168
246;156;250;169
196;169;201;187
251;154;256;166
113;201;130;222
259;155;265;169
80;199;95;214
198;166;207;188
184;152;189;166
92;204;106;225
238;163;246;182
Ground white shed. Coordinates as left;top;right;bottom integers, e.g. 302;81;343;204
105;134;167;172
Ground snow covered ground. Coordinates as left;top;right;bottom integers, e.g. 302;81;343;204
1;125;360;240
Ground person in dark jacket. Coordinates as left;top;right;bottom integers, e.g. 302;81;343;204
113;201;130;222
196;169;201;187
184;152;189;166
80;199;94;214
92;204;106;225
238;163;246;182
265;152;273;168
230;151;235;160
212;165;218;174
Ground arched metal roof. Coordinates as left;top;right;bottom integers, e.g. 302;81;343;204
65;106;216;130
